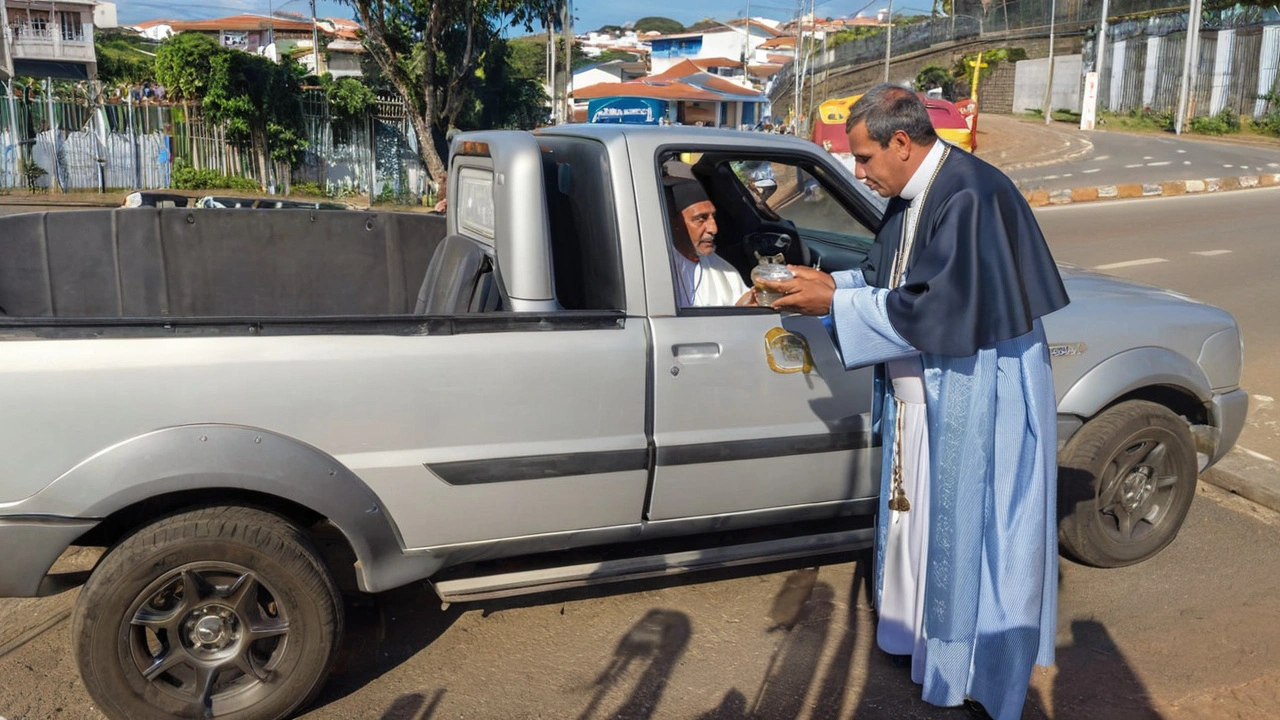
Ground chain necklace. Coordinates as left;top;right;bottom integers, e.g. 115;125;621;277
887;143;951;514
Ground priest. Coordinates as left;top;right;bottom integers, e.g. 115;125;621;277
762;85;1069;720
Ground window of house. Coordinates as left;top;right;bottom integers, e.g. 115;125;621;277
20;12;51;37
60;12;84;42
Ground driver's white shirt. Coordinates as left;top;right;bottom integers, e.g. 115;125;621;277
672;250;749;307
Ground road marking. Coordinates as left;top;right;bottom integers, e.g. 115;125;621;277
1083;168;1101;173
1124;163;1145;168
1094;258;1168;270
1184;160;1192;165
1242;447;1276;462
1255;395;1274;403
1063;173;1073;177
1095;155;1111;161
1270;163;1279;168
1224;164;1234;168
1177;149;1187;153
1192;250;1232;256
1043;174;1060;179
1143;156;1154;160
1147;161;1172;166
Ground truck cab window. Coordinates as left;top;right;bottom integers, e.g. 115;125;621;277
661;151;881;300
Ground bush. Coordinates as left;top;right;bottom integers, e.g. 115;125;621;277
1254;112;1280;137
290;181;327;197
172;161;261;191
20;158;49;192
1189;108;1240;136
1253;90;1280;137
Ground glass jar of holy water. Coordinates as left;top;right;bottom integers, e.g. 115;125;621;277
748;232;794;306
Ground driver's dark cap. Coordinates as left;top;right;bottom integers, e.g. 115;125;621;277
666;179;710;213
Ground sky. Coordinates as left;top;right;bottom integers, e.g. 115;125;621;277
113;0;934;32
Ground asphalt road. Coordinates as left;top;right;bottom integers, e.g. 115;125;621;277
1008;131;1280;191
2;484;1278;720
1034;187;1280;463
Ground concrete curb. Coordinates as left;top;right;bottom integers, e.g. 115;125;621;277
1201;447;1280;515
1023;173;1280;207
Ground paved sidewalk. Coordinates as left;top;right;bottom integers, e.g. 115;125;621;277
975;114;1095;172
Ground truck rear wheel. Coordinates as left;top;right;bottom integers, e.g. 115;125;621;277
1058;400;1198;568
72;506;343;720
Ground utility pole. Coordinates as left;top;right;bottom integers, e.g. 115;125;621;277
310;0;321;75
792;0;802;131
884;0;893;83
1175;0;1203;135
562;0;574;123
1042;0;1057;125
549;13;558;124
1094;0;1110;108
1080;0;1109;130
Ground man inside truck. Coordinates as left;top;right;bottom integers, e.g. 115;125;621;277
664;177;756;307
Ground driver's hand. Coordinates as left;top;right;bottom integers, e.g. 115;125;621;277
787;265;835;290
735;289;759;307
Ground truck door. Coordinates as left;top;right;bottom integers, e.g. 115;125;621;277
641;152;884;522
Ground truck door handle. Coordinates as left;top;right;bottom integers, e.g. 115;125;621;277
673;343;722;361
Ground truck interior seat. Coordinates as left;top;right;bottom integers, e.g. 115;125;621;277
414;234;495;314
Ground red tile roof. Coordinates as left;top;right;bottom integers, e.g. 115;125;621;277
575;62;764;103
759;36;797;49
688;57;745;70
167;14;315;34
574;81;722;101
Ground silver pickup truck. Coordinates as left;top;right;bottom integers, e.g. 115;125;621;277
0;126;1246;720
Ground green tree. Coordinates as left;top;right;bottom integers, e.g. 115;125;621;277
322;75;377;121
507;36;550;80
155;32;308;186
340;0;562;183
475;38;548;130
633;16;685;34
153;32;221;101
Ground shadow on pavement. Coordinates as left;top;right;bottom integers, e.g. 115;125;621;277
577;608;692;720
307;583;465;713
695;562;852;719
1026;619;1165;720
379;687;447;720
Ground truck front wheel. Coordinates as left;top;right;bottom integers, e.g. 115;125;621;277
72;506;343;720
1058;400;1198;568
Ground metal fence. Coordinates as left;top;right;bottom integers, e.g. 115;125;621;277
1086;8;1280;118
0;84;428;202
772;0;1280;122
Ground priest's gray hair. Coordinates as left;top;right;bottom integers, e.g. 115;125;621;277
845;84;938;147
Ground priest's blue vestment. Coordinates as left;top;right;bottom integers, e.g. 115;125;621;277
825;146;1067;720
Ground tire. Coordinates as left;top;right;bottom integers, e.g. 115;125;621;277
1058;400;1199;568
73;506;343;720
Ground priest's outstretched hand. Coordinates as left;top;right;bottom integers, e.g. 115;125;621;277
762;265;836;316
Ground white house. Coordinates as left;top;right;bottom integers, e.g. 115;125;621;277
572;59;646;92
648;19;778;75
